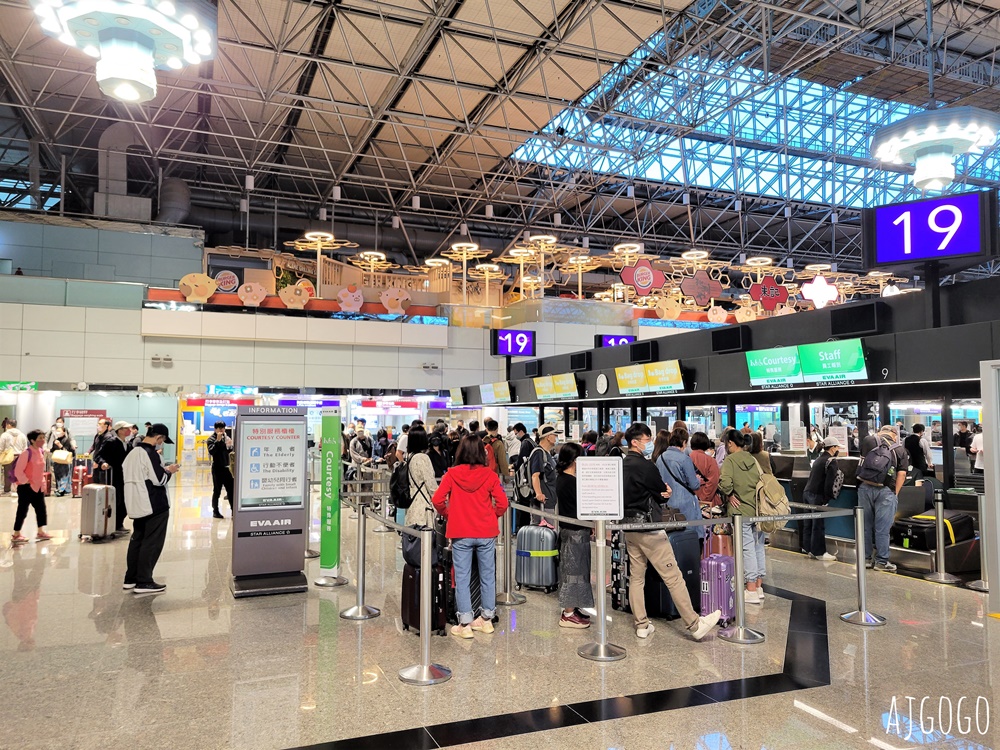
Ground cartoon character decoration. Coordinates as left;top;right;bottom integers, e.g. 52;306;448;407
654;296;681;320
774;304;797;316
278;284;310;310
734;305;756;323
707;305;727;324
237;282;268;307
178;273;218;303
295;278;316;298
379;287;411;316
337;285;365;313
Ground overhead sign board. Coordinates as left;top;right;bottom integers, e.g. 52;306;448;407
798;339;869;385
614;364;647;395
491;328;536;357
642;360;683;393
746;346;804;389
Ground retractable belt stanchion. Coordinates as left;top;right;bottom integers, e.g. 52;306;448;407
925;492;961;585
968;493;989;592
340;495;380;621
372;469;394;533
578;518;626;662
496;506;526;606
399;525;452;685
305;478;320;559
719;514;765;645
841;506;887;626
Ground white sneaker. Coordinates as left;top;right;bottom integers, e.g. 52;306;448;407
690;610;722;641
744;589;762;605
636;622;655;639
818;552;837;561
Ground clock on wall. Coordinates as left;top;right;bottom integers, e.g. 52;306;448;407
596;373;609;394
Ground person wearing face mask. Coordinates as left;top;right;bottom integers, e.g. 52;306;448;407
800;436;842;562
621;422;721;641
655;428;702;522
121;424;180;594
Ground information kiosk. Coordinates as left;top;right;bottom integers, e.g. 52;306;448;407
231;405;310;598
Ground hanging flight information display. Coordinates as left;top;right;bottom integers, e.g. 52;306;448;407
493;382;511;403
862;191;997;272
746;340;869;389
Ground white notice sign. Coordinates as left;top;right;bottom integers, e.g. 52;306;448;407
789;426;807;452
828;425;849;452
239;419;307;510
576;457;624;520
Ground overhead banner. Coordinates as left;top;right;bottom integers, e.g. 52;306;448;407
319;408;342;579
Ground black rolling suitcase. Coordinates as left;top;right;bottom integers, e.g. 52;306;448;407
400;562;448;635
610;528;700;619
890;509;975;551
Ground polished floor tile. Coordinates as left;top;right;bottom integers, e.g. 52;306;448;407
0;469;998;750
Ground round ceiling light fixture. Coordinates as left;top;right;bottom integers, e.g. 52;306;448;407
31;0;217;104
871;106;1000;192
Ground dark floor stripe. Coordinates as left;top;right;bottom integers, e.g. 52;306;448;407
290;585;830;749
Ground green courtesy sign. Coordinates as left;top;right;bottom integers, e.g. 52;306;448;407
798;339;869;384
745;347;803;388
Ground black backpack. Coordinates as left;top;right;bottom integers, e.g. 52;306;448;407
390;456;414;509
857;437;897;485
595;435;612;457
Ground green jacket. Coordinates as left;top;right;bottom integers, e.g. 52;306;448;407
718;450;762;517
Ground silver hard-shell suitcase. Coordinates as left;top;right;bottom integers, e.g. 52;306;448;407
514;524;558;593
80;483;115;542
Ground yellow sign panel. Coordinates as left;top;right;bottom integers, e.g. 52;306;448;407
643;360;683;393
552;373;578;399
615;365;647;395
533;376;555;400
493;382;511;402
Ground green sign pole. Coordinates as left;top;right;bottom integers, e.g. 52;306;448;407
315;407;347;587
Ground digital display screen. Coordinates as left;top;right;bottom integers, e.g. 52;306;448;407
449;387;464;406
642;360;683;393
492;329;536;357
865;191;995;269
533;376;554;400
798;339;869;385
238;419;307;510
746;347;804;389
493;382;511;403
479;383;496;404
615;364;647;395
598;334;636;348
551;373;578;399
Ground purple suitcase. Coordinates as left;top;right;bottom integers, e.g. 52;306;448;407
700;554;736;626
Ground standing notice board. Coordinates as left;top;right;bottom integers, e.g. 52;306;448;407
576;457;624;520
232;405;310;597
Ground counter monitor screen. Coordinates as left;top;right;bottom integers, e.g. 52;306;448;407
493;381;511;403
798;338;869;385
615;364;648;395
745;347;804;389
642;360;684;393
532;375;555;400
551;373;579;399
449;387;464;406
479;383;496;404
491;329;536;357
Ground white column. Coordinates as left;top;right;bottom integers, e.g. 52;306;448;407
979;360;1000;614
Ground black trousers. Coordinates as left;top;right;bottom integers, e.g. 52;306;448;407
211;464;234;509
125;511;169;585
800;490;827;557
14;484;47;532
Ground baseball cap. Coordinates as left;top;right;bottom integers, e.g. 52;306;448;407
538;423;558;439
821;436;842;449
112;420;132;432
146;423;174;444
879;424;899;438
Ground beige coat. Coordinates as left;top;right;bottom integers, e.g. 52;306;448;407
404;452;438;527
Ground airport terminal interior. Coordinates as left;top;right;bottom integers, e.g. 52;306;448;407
6;0;1000;748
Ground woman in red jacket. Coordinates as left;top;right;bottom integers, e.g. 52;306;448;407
432;434;508;639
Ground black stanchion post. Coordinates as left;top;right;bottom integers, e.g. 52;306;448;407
578;519;626;662
969;492;989;592
841;507;886;626
399;527;452;685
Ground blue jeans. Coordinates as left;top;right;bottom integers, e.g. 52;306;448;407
857;484;898;564
741;521;766;584
452;537;497;625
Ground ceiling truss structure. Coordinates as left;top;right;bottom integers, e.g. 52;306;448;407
0;0;999;278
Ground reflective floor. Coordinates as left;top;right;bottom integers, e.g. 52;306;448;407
0;466;998;750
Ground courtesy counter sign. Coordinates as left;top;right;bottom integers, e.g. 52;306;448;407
746;347;803;388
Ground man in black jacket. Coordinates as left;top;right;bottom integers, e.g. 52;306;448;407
207;421;234;519
801;436;841;561
94;420;134;535
621;422;720;641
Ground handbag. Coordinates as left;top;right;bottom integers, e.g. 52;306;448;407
0;448;13;466
51;449;73;465
401;524;440;568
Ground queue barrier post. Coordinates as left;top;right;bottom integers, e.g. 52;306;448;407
841;506;887;626
719;514;765;645
340;496;381;621
925;494;961;585
399;525;452;685
373;469;394;533
578;519;626;662
305;479;321;559
968;492;989;592
496;506;526;606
